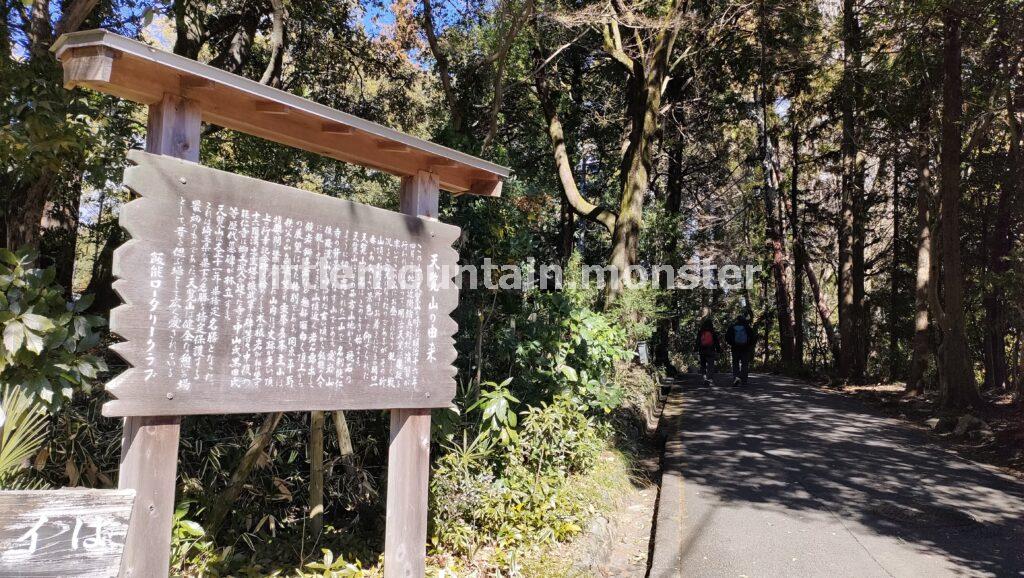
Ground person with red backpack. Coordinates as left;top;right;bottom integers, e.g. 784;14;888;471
725;314;757;386
694;318;721;385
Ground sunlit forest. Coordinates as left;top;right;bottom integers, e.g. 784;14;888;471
1;0;1022;575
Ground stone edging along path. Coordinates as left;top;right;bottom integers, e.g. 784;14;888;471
648;380;687;578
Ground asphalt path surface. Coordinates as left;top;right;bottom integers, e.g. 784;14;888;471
669;372;1024;578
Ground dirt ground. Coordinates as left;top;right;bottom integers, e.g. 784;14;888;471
831;382;1024;479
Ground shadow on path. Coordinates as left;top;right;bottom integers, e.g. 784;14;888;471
672;372;1024;577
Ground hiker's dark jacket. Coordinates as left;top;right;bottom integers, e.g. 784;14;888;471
725;321;757;351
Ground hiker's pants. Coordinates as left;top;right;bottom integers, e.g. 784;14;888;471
732;347;751;383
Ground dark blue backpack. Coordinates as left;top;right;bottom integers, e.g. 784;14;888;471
733;325;749;346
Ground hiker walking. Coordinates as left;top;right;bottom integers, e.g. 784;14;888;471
694;318;721;385
725;314;757;386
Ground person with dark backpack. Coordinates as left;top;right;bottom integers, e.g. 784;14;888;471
694;318;721;385
725;314;757;386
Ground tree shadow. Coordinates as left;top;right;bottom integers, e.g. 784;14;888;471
675;372;1024;576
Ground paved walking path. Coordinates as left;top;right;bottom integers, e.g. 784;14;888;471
650;373;1024;578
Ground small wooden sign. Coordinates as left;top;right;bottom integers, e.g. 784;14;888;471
0;489;135;577
106;151;460;417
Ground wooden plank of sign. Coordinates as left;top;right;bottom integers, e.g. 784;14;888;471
105;150;461;417
0;489;135;578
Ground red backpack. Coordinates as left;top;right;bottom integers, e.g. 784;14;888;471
700;329;714;347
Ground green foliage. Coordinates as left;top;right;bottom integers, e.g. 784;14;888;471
430;395;607;560
469;378;520;446
171;503;221;576
517;396;604;477
0;385;48;489
0;248;106;408
300;549;376;577
606;285;661;344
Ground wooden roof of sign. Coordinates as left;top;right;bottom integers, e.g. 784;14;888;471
52;29;509;196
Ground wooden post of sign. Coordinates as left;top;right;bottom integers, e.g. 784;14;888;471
384;171;439;578
118;92;200;578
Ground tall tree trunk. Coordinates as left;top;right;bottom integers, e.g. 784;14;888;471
6;173;53;250
757;93;797;367
838;0;868;381
559;194;575;263
5;0;97;253
608;64;665;302
656;143;685;370
795;240;840;362
889;160;902;380
981;65;1023;391
605;3;683;303
790;121;805;368
936;2;980;412
908;102;934;395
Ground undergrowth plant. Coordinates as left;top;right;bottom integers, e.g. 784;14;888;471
0;248;106;408
0;385;48;489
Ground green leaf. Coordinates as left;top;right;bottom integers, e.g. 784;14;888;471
558;364;578;382
179;520;205;537
3;322;24;353
77;360;97;379
73;293;94;312
0;248;17;266
21;313;54;332
24;329;44;354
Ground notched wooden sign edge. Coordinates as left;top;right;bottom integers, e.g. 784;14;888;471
104;151;462;417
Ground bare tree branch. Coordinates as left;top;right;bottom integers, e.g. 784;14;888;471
481;0;536;153
55;0;99;37
259;0;287;88
534;36;618;233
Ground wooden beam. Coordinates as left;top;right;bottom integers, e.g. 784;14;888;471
377;139;410;152
470;180;503;197
254;101;289;114
321;122;353;134
309;410;325;538
54;30;509;195
52;31;509;194
118;92;199;578
119;416;180;578
384;171;440;578
180;76;213;91
399;171;440;219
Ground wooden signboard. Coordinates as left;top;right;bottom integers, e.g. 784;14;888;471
106;151;461;417
54;29;509;578
0;489;135;577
